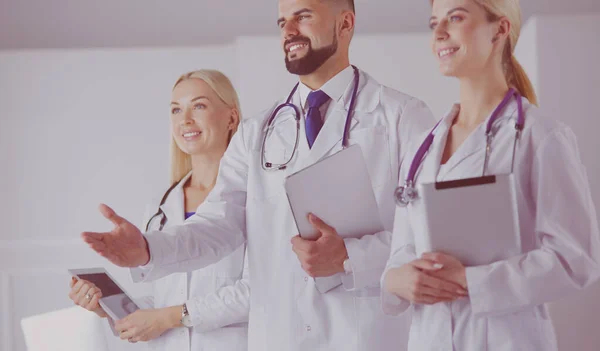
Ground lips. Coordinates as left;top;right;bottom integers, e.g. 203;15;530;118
285;38;310;53
182;131;201;139
438;47;459;58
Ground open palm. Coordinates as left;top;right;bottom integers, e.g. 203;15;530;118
82;204;150;267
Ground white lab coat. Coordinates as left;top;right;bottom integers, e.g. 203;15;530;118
382;98;600;351
123;172;249;351
139;68;435;351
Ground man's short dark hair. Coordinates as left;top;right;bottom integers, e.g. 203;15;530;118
324;0;355;13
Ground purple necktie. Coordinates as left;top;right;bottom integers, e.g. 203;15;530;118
305;90;330;148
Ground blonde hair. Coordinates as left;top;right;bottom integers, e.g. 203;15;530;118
170;70;241;185
431;0;538;105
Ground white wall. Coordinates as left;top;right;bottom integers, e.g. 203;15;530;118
0;45;237;351
531;14;600;351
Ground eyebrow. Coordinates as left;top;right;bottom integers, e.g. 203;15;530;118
170;96;209;105
429;7;470;21
277;8;313;26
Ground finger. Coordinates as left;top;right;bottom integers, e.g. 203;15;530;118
291;236;317;253
420;274;468;295
129;337;139;343
70;277;77;288
77;284;93;307
411;259;444;271
87;291;102;310
417;285;461;300
71;279;86;296
114;320;129;333
81;232;107;245
414;293;455;305
421;252;450;264
84;287;101;309
120;329;135;340
99;204;126;226
308;213;335;235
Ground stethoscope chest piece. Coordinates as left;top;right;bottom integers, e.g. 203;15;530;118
394;181;418;207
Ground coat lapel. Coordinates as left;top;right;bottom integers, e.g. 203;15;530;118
301;70;379;168
439;99;520;177
159;172;188;224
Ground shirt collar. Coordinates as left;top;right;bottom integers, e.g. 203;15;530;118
297;65;354;110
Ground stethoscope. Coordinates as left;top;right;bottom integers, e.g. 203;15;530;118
145;182;179;231
394;88;525;207
261;65;361;171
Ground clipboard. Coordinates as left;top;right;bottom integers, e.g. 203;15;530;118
284;144;384;293
414;173;521;266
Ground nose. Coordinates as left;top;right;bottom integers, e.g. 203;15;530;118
282;20;299;41
434;21;449;42
182;109;194;125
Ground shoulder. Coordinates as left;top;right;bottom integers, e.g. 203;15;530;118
373;81;434;122
520;102;574;146
240;100;286;133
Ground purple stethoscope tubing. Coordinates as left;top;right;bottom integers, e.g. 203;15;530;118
394;88;525;207
261;66;360;171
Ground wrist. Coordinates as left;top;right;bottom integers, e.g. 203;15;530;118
93;308;107;318
165;306;183;329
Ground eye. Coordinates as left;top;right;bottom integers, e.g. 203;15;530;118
193;103;206;110
429;22;438;30
278;21;285;29
171;107;181;114
449;15;463;23
298;14;310;21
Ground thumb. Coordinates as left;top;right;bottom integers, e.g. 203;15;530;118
308;213;335;236
411;258;444;271
99;204;126;227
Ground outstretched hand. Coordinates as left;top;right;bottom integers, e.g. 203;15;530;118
81;204;150;267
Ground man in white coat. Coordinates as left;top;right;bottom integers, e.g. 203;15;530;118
83;0;435;350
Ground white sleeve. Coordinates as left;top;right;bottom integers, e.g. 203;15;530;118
131;121;250;282
186;248;250;331
381;204;417;316
342;98;436;292
466;127;600;318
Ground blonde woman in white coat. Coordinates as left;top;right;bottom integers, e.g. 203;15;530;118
69;69;249;351
382;0;600;350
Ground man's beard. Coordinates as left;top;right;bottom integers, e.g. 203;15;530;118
284;29;338;75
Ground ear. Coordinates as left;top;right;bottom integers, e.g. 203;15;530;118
228;108;240;130
492;17;511;43
338;10;355;37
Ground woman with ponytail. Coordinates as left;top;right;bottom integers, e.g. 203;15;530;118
382;0;600;350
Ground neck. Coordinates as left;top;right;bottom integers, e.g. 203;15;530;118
188;150;224;190
458;67;510;128
299;55;350;90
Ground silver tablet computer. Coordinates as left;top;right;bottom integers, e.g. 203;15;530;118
69;267;139;321
285;144;384;240
414;173;521;266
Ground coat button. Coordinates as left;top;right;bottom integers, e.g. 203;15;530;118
306;325;311;332
304;277;308;282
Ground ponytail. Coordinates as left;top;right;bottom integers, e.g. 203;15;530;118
506;55;538;105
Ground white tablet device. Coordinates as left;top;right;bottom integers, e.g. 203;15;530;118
284;144;384;240
69;267;139;321
414;173;522;266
